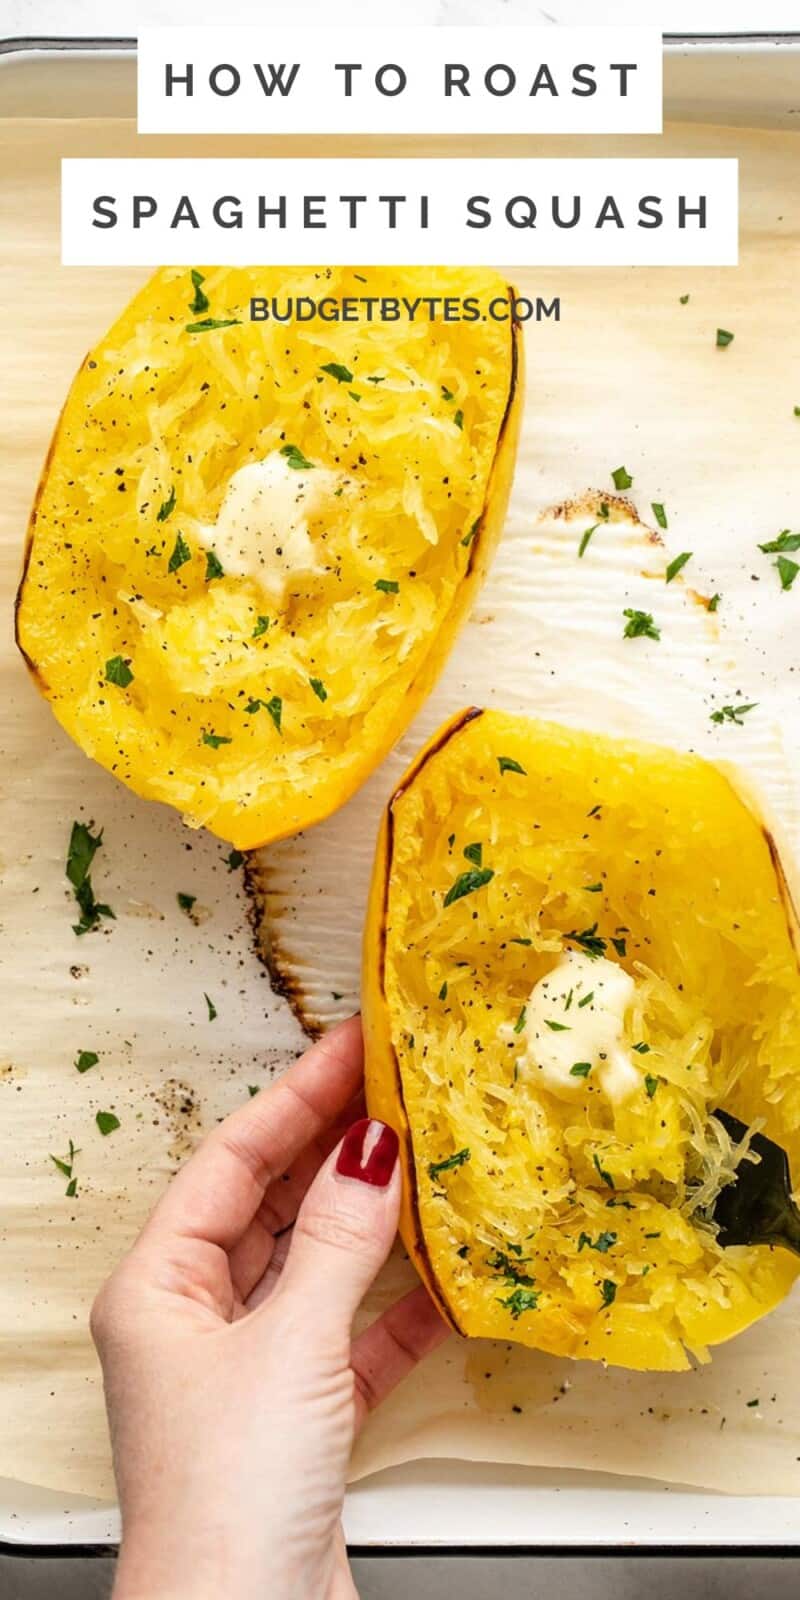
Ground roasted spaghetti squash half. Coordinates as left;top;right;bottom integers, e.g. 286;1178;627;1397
363;709;800;1371
16;267;521;848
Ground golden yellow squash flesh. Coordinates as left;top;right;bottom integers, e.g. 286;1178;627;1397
363;709;800;1371
16;267;521;849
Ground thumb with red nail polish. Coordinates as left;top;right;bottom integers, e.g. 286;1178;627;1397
273;1116;401;1342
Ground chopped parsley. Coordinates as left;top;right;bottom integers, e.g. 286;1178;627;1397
665;551;692;583
252;616;270;638
513;1006;527;1034
105;655;133;688
438;981;448;1001
679;293;690;304
578;1231;617;1253
202;730;231;749
443;867;494;907
185;317;241;333
177;892;196;914
245;697;282;731
746;1398;760;1408
578;523;600;558
510;937;532;947
623;608;660;641
487;1250;535;1286
585;882;602;894
320;361;354;384
50;1139;79;1195
645;1074;659;1099
545;1019;570;1032
168;531;191;573
463;842;483;866
593;1151;615;1188
570;1061;592;1078
156;486;176;522
205;993;217;1021
758;530;800;554
225;849;244;870
248;1085;259;1098
461;517;481;547
611;465;633;490
632;1041;650;1054
708;593;721;612
66;821;115;937
280;443;314;470
453;408;464;431
710;702;757;726
205;549;224;581
75;1050;98;1074
777;555;799;592
374;578;399;593
601;1278;617;1306
610;935;627;958
96;1111;120;1136
441;385;454;401
652;503;668;530
566;925;606;958
716;327;734;348
309;677;328;702
428;1148;470;1180
499;1286;541;1319
497;756;527;776
189;268;209;315
578;991;594;1008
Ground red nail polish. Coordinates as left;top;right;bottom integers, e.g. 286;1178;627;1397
336;1118;399;1188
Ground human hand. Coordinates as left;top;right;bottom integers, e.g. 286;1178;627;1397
91;1016;448;1600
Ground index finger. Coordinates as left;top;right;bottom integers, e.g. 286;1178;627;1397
143;1015;364;1251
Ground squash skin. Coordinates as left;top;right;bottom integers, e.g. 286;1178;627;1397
16;268;522;850
363;708;800;1370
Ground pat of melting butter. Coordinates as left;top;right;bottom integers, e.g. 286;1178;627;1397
197;450;341;604
513;950;643;1104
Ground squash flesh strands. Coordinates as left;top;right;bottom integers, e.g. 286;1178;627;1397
16;266;521;849
363;710;800;1371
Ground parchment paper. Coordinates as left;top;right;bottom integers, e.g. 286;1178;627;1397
0;114;798;1502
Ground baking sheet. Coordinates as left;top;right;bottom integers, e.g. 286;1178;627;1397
0;111;799;1503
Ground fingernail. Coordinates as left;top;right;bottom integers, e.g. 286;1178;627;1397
336;1118;399;1188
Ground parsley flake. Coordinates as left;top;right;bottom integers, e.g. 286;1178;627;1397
758;530;800;554
593;1152;615;1188
623;609;660;641
185;317;241;333
177;892;196;914
665;551;692;583
205;993;217;1021
202;730;231;749
570;1061;592;1078
652;503;668;530
105;655;133;688
545;1019;570;1032
252;616;270;638
320;361;354;384
578;523;600;558
513;1006;527;1035
168;532;191;573
157;486;176;522
375;578;399;593
716;328;734;348
612;466;633;490
499;1286;540;1319
96;1111;120;1136
189;268;209;315
645;1074;659;1099
75;1050;99;1074
66;821;115;937
463;842;483;867
777;555;799;592
601;1278;617;1306
443;867;494;908
428;1148;470;1180
205;549;224;581
280;443;314;470
710;703;757;726
498;756;527;776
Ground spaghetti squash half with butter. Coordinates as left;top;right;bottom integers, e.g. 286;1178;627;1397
363;709;800;1371
16;267;521;848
